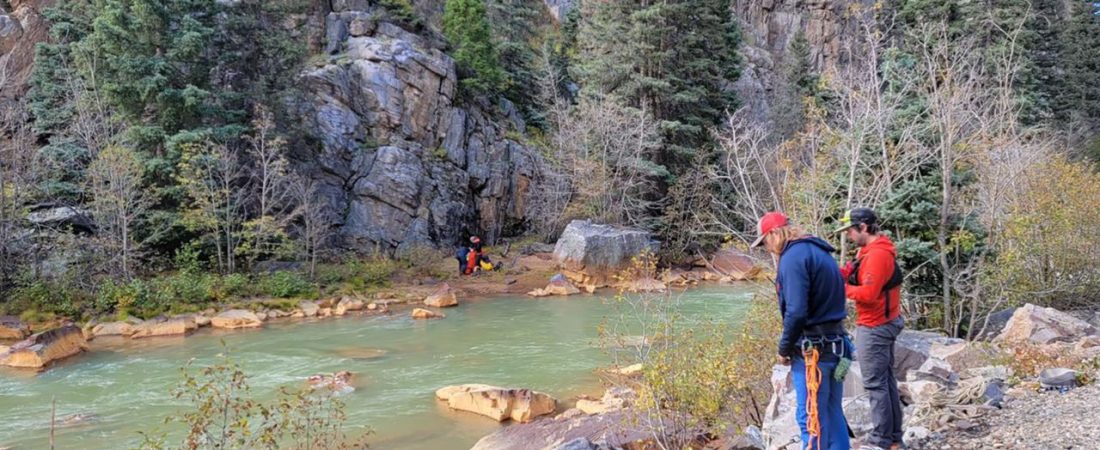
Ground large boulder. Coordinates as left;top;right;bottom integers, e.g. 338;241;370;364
411;308;444;320
706;248;763;280
0;316;30;340
527;277;581;297
974;307;1018;339
908;357;958;384
994;303;1096;345
436;384;557;423
552;220;658;285
574;387;633;415
334;297;365;315
91;322;134;337
26;205;95;232
762;365;800;450
0;325;87;368
543;0;574;22
893;330;964;377
129;317;196;339
927;341;997;374
423;283;459;307
299;301;320;317
210;310;264;329
470;409;655;450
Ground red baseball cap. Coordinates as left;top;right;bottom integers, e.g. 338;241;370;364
751;212;789;248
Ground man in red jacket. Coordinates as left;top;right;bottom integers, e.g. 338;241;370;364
836;208;904;450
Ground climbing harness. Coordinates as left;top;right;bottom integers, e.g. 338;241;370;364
802;340;823;450
799;334;853;449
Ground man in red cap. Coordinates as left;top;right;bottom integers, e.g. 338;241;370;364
753;212;851;450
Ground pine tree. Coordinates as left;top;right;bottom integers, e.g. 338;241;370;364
27;45;79;137
771;30;818;138
487;0;544;118
443;0;506;94
1025;0;1065;124
26;0;307;260
1054;1;1100;126
575;0;740;167
575;0;740;256
26;0;94;137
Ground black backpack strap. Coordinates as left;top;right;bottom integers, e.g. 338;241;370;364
850;255;903;320
883;260;902;319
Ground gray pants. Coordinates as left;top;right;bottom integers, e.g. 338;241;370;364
856;316;905;448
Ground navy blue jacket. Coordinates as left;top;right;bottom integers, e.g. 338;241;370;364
775;236;848;358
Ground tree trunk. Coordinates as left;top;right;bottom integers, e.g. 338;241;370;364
939;164;953;335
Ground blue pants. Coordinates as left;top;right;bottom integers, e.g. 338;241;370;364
792;356;850;450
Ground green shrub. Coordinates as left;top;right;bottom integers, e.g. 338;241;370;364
258;271;315;298
395;244;448;278
358;257;397;287
379;0;421;29
220;273;252;297
173;246;205;275
156;272;217;305
12;279;84;319
314;263;358;286
20;309;56;324
314;257;397;295
95;279;143;317
604;289;782;445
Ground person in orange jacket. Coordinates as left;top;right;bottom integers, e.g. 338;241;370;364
455;236;484;275
836;207;904;450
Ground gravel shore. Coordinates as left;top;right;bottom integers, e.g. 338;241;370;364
911;383;1100;450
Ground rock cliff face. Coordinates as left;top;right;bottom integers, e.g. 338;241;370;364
291;7;545;252
733;0;869;119
0;0;52;103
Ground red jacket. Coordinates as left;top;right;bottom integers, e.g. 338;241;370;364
840;235;902;327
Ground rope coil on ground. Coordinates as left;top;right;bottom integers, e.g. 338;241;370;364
911;375;996;431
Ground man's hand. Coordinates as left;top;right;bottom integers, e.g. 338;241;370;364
776;354;791;366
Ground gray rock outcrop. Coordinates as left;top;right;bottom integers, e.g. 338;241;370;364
0;0;52;103
542;0;574;22
291;11;546;252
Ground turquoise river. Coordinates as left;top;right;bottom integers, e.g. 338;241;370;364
0;286;755;450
